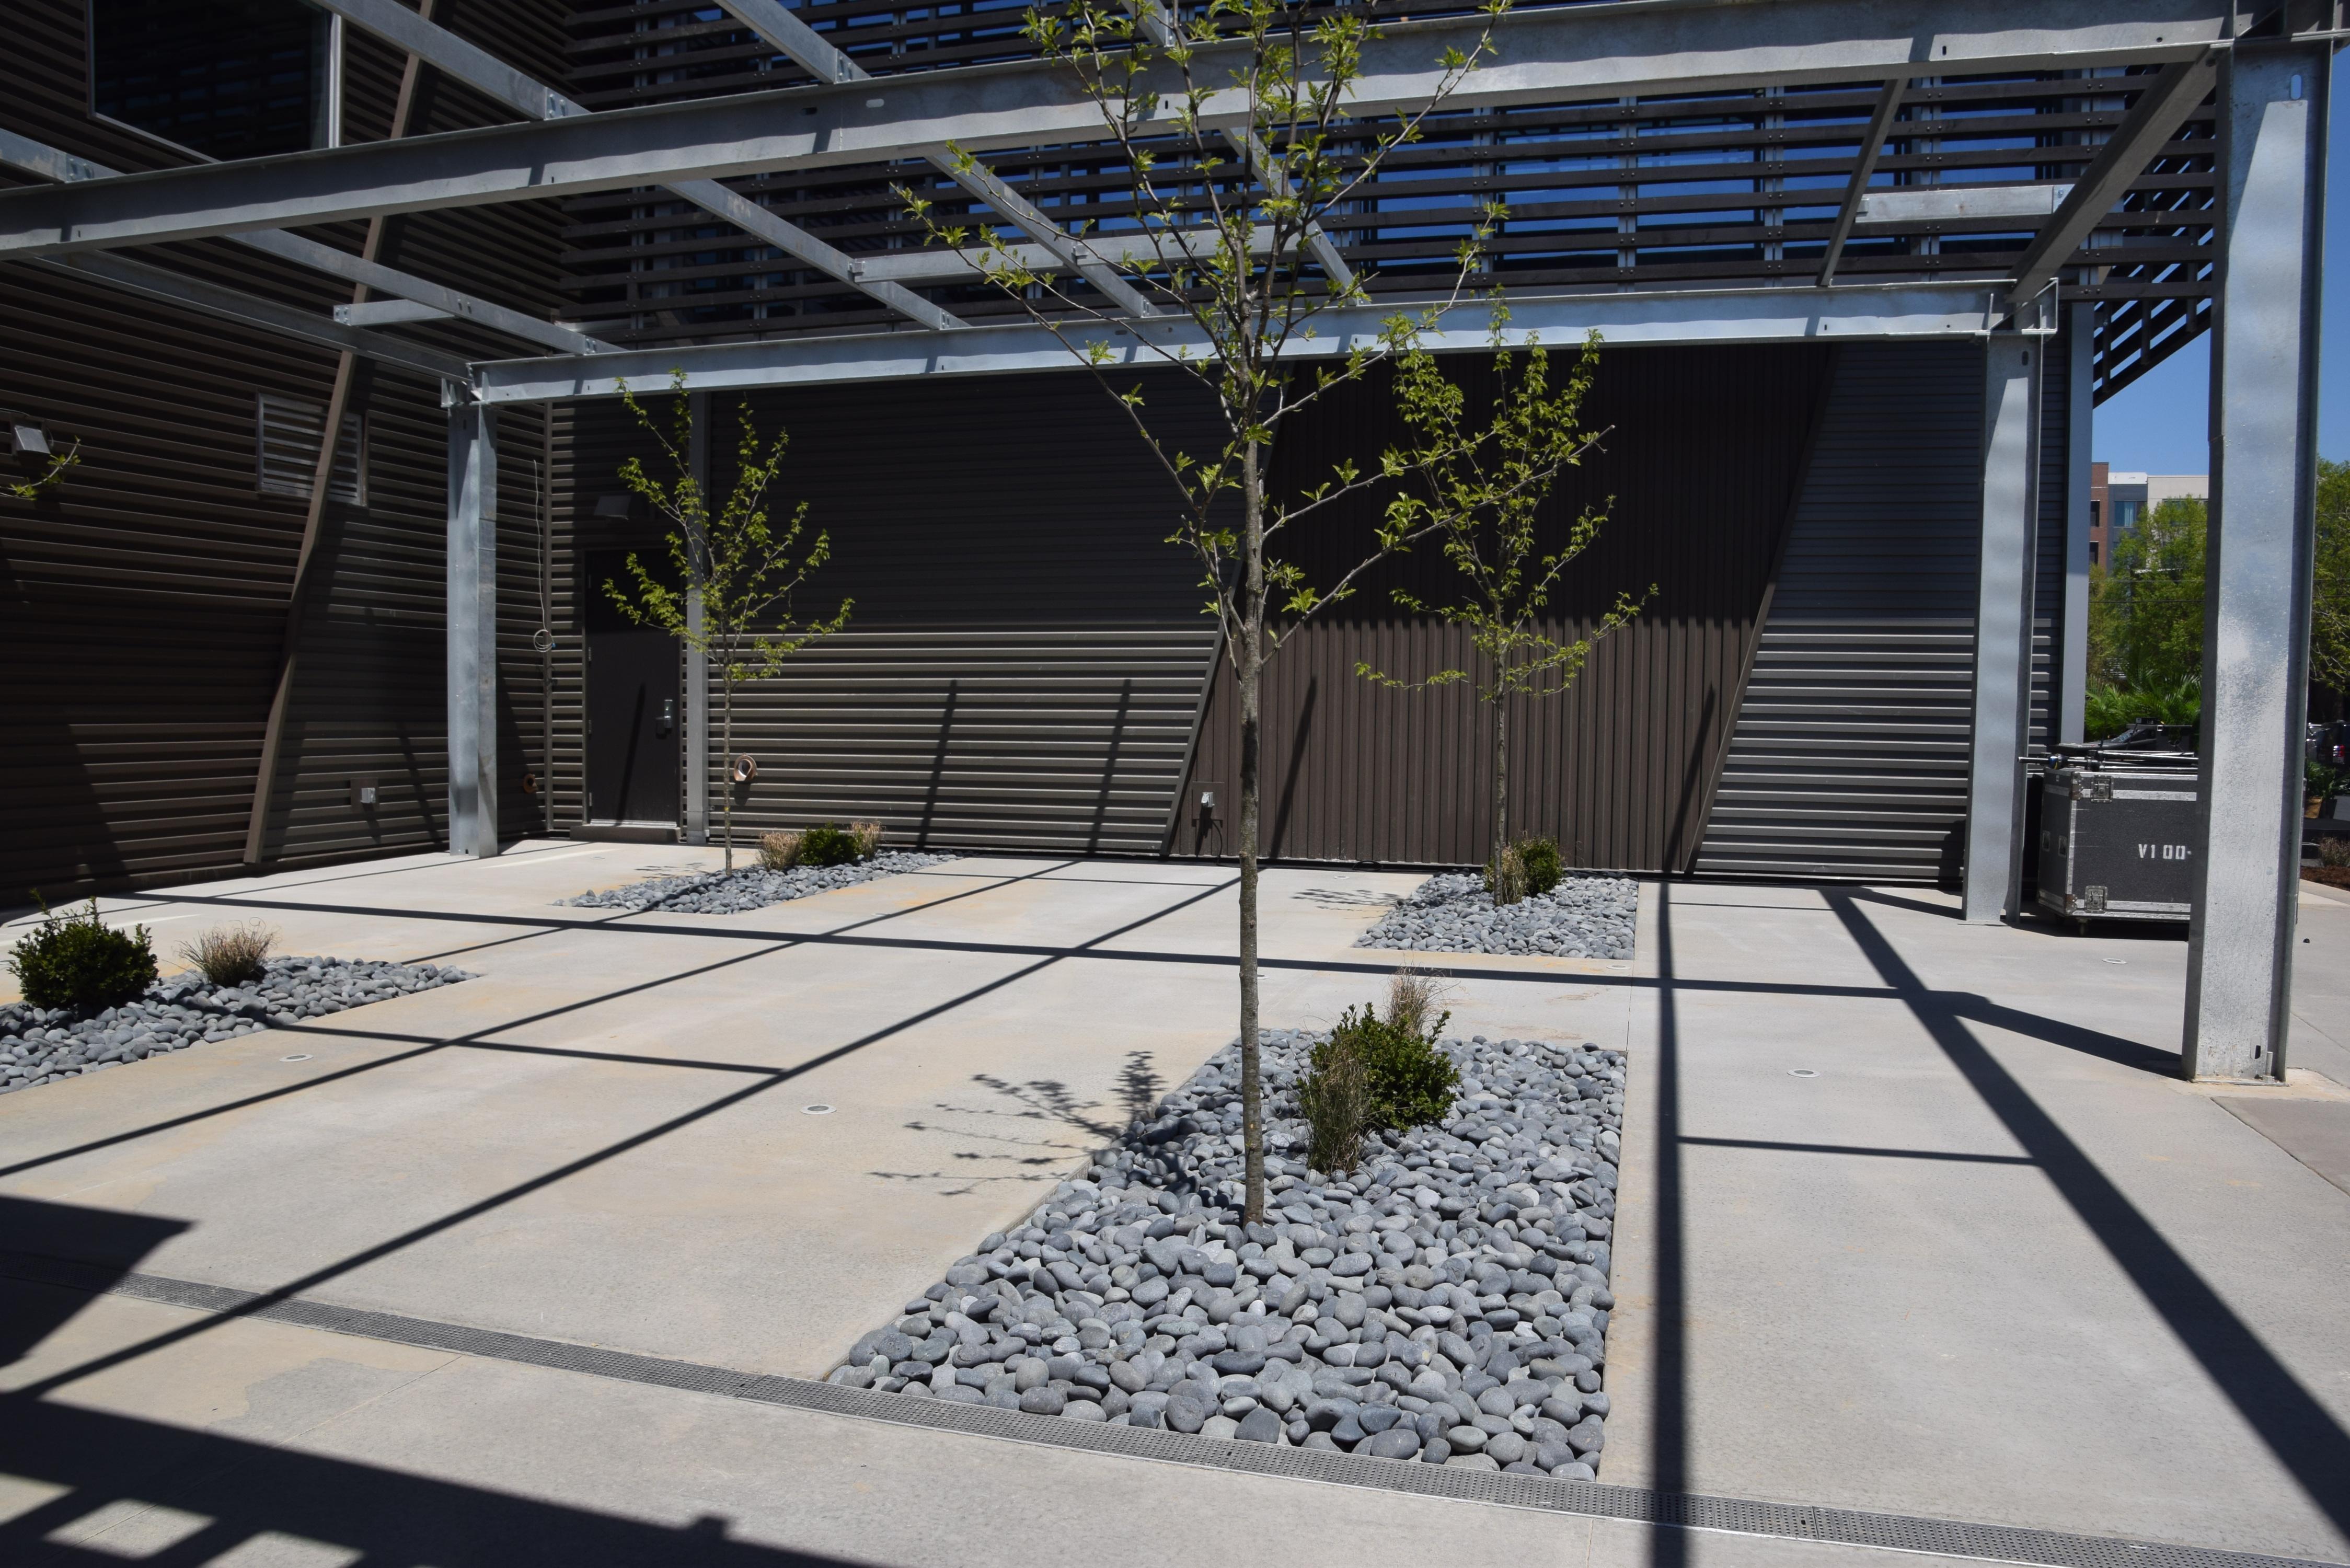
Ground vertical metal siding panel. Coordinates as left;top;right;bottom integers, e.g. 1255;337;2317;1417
557;372;1221;855
1196;342;1826;871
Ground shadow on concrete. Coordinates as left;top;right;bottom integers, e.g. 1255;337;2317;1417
0;1197;187;1368
880;1051;1170;1197
1821;890;2350;1541
0;1396;856;1567
8;878;1239;1401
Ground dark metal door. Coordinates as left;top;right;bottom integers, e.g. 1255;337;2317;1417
584;551;679;825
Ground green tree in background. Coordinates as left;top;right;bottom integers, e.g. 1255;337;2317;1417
2314;458;2350;698
2084;471;2350;739
2090;495;2207;693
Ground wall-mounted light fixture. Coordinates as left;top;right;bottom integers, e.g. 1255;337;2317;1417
593;493;633;518
3;410;53;457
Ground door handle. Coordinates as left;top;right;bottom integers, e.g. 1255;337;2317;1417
659;697;675;736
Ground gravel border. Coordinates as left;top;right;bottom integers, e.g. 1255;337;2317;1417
832;1029;1623;1476
563;850;958;915
1356;873;1638;959
1;956;472;1095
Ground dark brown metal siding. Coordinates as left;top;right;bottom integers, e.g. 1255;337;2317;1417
1693;336;2072;883
1169;343;1831;871
1;0;574;898
551;372;1225;853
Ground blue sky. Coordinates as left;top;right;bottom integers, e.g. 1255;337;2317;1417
2093;55;2348;472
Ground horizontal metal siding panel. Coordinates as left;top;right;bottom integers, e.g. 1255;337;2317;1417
1695;342;1984;883
3;0;577;895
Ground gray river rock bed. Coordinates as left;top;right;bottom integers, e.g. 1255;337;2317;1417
1357;873;1638;959
563;850;958;915
0;957;471;1095
833;1030;1625;1475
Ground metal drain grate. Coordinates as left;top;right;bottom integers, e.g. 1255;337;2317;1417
2;1250;2333;1568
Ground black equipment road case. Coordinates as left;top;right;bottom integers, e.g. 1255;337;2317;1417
2036;752;2201;927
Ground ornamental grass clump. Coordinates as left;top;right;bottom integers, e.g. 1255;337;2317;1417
757;829;803;871
1297;969;1460;1174
8;898;157;1011
179;922;276;987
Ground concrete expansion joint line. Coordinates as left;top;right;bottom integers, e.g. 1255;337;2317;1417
0;1253;2333;1568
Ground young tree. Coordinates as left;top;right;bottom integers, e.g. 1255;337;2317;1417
1355;329;1650;895
898;0;1528;1220
4;435;77;502
608;373;851;871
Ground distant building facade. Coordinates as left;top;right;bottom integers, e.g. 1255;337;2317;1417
2089;464;2208;567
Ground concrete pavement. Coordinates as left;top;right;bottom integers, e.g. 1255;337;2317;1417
2;845;2346;1566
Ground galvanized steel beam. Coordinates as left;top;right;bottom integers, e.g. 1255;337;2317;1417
317;0;966;330
1963;329;2045;924
2006;51;2222;307
447;403;500;859
0;125;610;354
1817;78;1909;286
715;0;1158;316
2182;38;2329;1082
469;283;2020;404
0;0;2233;256
36;252;473;382
2060;301;2095;745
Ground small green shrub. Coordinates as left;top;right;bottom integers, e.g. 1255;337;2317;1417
1484;836;1562;904
2308;759;2348;808
180;922;275;987
1516;835;1563;896
1317;1002;1458;1126
1297;1031;1369;1175
8;898;158;1011
795;821;868;868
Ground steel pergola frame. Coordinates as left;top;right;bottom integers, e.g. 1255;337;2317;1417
0;0;2330;1089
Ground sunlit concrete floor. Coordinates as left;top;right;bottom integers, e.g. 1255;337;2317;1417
1;845;2346;1566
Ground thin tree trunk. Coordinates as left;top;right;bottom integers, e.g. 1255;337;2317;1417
1493;695;1510;876
720;660;734;873
1237;441;1266;1225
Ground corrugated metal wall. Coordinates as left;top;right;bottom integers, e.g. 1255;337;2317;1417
0;0;572;900
1694;336;2069;882
1169;343;1832;871
554;371;1226;855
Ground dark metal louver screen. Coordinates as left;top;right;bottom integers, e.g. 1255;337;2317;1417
1697;342;1994;882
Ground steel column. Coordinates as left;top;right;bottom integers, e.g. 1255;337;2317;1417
684;392;711;847
447;403;500;859
2182;39;2328;1083
2060;302;2095;744
1963;332;2044;924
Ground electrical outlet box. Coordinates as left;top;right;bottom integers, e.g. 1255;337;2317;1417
351;778;379;810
